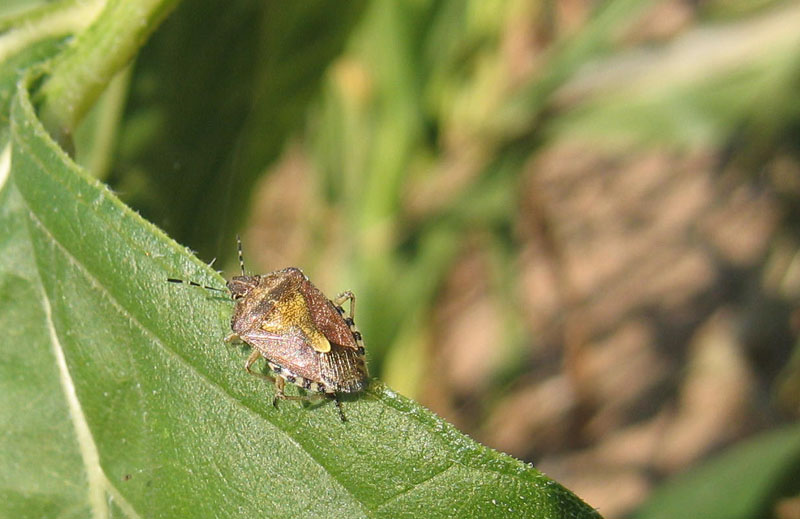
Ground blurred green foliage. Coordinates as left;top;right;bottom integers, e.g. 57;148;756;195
634;424;800;519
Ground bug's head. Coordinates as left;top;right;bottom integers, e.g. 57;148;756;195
227;275;260;299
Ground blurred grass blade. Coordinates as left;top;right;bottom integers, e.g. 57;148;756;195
635;424;800;519
3;75;601;518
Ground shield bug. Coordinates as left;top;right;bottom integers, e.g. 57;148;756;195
168;238;368;421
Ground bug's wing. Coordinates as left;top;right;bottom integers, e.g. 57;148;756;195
297;280;359;350
244;328;367;393
244;329;304;345
242;328;322;380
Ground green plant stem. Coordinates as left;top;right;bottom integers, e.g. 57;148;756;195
36;0;181;145
0;0;104;61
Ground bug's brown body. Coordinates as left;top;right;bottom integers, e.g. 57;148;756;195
227;268;368;396
168;239;367;421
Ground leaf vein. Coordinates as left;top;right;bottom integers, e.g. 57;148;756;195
32;247;140;519
375;463;457;511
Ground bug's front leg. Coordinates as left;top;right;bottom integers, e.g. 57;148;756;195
333;290;356;320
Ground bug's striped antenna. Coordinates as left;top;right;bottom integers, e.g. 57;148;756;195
166;278;226;293
236;234;246;276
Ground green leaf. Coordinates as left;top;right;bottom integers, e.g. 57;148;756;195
2;77;601;518
634;424;800;519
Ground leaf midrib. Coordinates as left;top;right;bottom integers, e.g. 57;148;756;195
33;272;142;519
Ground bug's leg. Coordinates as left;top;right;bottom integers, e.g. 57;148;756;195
224;333;241;344
333;290;356;320
244;350;275;382
272;376;287;408
332;394;347;422
244;349;261;374
271;377;326;407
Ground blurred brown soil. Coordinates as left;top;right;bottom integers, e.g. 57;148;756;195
421;142;792;517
